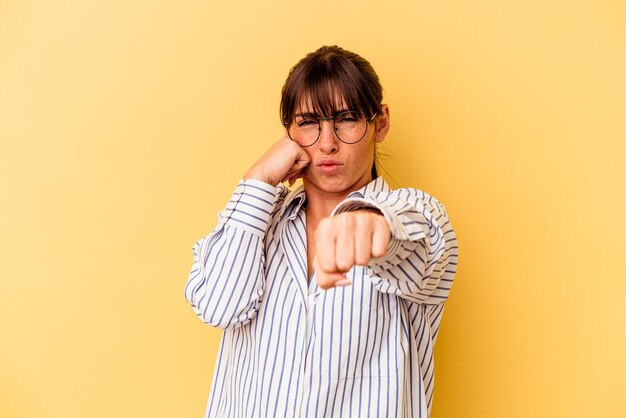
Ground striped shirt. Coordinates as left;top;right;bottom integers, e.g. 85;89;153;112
184;176;459;418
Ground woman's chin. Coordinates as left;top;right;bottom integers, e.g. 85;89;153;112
303;174;356;194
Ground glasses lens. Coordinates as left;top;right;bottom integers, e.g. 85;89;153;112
288;116;319;147
335;111;367;144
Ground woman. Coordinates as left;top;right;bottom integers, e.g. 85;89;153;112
184;45;459;418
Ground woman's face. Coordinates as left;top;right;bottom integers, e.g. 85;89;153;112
294;97;390;196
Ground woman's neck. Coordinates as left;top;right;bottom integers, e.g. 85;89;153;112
302;174;372;221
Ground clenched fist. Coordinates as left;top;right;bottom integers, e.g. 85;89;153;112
313;209;391;290
243;135;310;187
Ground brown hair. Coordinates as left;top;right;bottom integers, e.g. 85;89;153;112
280;45;384;178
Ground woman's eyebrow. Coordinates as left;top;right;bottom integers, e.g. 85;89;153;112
331;108;351;115
294;108;352;118
294;112;317;118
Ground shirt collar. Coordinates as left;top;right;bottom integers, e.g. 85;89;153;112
346;175;391;199
279;176;391;221
279;183;307;220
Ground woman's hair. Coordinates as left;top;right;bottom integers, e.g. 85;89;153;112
280;45;384;178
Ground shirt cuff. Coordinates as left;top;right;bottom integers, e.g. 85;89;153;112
218;179;283;236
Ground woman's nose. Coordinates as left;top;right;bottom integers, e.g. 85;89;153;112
318;120;339;153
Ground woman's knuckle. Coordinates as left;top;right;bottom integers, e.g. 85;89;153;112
320;258;335;273
318;276;332;289
336;259;351;272
355;254;369;265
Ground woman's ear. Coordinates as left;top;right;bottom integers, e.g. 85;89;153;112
374;104;390;143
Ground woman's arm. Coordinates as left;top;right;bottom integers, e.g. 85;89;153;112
184;135;309;330
183;179;286;330
318;187;459;304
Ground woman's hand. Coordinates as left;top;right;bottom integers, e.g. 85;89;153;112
313;210;391;290
243;135;311;187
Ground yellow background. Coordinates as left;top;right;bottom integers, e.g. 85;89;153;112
1;1;625;417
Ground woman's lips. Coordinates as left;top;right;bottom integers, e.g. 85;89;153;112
317;159;343;175
318;164;342;175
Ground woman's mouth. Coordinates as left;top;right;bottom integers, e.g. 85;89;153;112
317;159;343;175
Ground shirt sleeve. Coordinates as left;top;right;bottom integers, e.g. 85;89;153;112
330;188;459;304
184;179;286;330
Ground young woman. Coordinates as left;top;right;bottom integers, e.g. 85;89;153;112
184;45;459;418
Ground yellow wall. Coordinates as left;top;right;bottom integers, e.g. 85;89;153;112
1;1;625;417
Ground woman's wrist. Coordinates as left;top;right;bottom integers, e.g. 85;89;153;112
243;168;273;186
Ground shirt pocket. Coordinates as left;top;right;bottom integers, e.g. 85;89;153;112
313;276;404;380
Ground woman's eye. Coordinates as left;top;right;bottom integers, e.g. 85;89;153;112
337;112;360;123
297;119;317;127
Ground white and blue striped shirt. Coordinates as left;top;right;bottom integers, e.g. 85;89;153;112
184;176;459;418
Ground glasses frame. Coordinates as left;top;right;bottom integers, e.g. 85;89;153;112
283;110;378;147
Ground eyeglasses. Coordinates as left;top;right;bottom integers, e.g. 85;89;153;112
284;110;378;147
